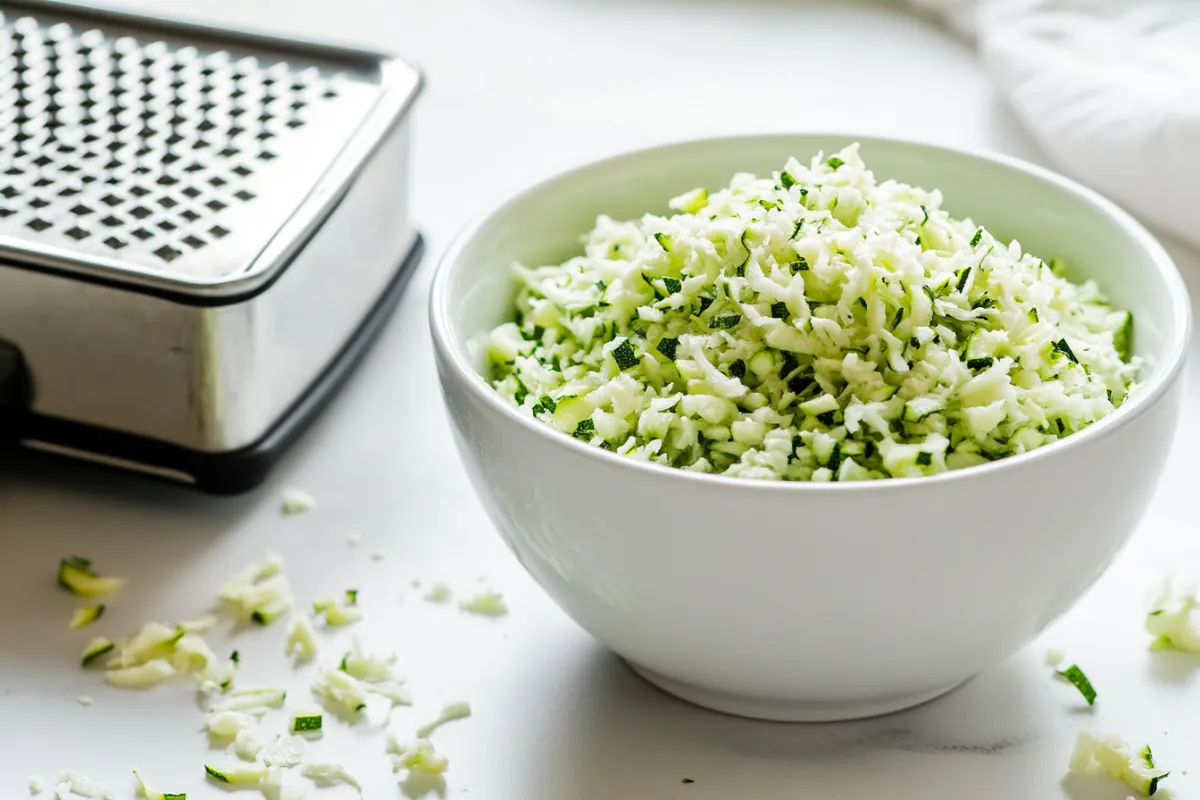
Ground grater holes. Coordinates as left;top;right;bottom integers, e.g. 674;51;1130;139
27;218;51;232
0;187;18;199
0;16;377;270
0;209;14;218
153;244;181;262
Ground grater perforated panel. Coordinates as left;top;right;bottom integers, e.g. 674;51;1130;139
0;5;387;282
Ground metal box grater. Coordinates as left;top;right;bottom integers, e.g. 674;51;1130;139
0;0;424;493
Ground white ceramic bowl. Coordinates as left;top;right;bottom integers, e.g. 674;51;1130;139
430;134;1190;721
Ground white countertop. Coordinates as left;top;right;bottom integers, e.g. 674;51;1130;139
3;1;1200;798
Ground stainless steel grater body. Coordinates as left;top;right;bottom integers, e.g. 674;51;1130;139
0;0;423;491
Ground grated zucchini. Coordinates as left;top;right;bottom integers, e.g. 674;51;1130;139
290;712;323;734
68;604;105;630
415;701;472;739
388;737;450;776
1056;664;1097;705
488;144;1136;482
58;557;124;598
1068;731;1169;796
459;590;508;617
82;637;115;667
133;769;186;800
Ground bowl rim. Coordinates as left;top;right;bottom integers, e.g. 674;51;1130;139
429;131;1192;494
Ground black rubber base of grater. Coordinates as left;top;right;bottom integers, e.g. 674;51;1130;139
0;233;424;495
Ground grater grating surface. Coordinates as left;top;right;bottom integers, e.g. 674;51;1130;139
0;5;387;282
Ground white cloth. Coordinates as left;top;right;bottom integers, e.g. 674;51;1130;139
906;0;1200;250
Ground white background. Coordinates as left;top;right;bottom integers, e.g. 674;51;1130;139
2;1;1199;798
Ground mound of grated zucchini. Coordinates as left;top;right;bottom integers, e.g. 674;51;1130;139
487;144;1138;481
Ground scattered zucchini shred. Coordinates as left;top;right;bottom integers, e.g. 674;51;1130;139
217;551;295;626
1056;664;1097;706
416;701;472;739
300;762;360;790
280;487;316;516
291;711;323;734
459;590;508;618
285;613;319;663
1069;731;1169;797
81;636;115;667
58;556;125;598
203;764;265;786
388;737;450;776
68;604;106;630
1145;577;1200;652
133;768;186;800
312;595;362;627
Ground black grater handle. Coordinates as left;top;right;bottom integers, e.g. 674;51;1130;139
0;339;31;413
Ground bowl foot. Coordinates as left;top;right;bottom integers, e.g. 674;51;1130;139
626;662;963;722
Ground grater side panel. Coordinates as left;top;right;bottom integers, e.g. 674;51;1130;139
0;2;407;284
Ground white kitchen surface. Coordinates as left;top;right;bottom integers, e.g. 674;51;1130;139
2;1;1199;798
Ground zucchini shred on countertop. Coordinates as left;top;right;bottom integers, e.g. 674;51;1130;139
487;144;1138;481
